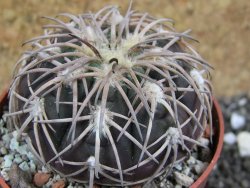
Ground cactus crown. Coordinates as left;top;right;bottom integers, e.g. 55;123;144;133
6;2;212;187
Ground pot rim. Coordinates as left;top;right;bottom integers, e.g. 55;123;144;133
190;98;224;188
0;176;9;188
0;90;224;188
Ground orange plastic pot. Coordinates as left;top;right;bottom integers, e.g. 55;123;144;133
0;90;223;188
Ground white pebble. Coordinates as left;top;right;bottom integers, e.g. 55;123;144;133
231;112;246;130
159;182;165;187
1;169;9;181
175;185;182;188
237;131;250;157
10;138;19;151
2;134;11;146
14;156;23;164
67;183;74;188
224;132;237;145
2;154;14;168
187;156;196;165
54;174;61;180
198;137;210;147
42;165;50;173
238;98;247;106
19;161;29;171
2;158;12;168
26;151;35;160
17;144;28;155
194;162;209;174
12;130;18;138
29;160;36;172
174;163;183;171
0;147;7;155
3;153;14;160
174;171;194;187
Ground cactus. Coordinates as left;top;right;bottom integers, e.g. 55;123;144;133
6;3;212;187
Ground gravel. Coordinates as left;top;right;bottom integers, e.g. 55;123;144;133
207;94;250;188
230;112;246;130
223;132;237;145
1;94;250;187
237;131;250;157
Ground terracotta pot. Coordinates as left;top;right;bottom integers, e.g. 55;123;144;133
0;90;224;188
0;176;9;188
190;98;224;188
0;90;9;188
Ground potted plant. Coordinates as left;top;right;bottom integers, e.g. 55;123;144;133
0;3;224;188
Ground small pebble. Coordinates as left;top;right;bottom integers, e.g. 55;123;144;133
238;98;247;106
67;183;74;188
26;151;34;160
0;147;8;155
33;172;52;187
174;171;194;187
198;137;210;147
19;161;30;171
55;174;62;180
230;112;246;130
237;131;250;157
12;130;18;138
52;179;66;188
2;154;14;168
29;160;37;172
187;156;196;165
10;137;19;151
174;163;182;171
2;134;11;146
4;153;14;161
13;156;23;164
224;132;237;145
1;169;10;181
194;162;209;174
42;165;50;173
159;182;164;187
17;145;29;155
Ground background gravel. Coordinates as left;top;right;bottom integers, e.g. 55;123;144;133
207;95;250;188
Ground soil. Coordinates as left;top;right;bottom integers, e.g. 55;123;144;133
0;0;250;97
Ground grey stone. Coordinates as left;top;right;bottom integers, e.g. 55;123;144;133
0;146;8;155
174;171;194;187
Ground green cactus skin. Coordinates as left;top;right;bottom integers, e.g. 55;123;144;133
6;2;213;187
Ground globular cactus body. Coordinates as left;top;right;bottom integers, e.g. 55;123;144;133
6;3;212;187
